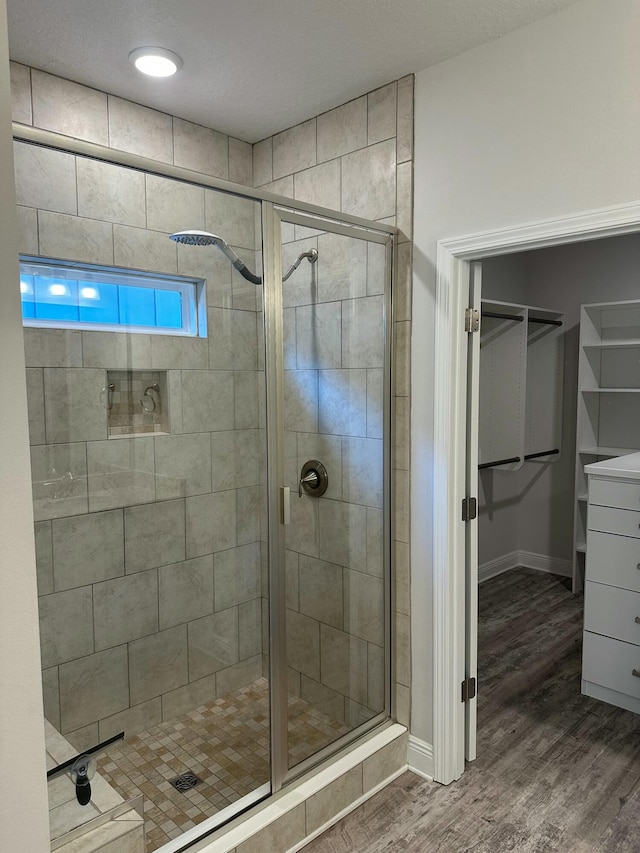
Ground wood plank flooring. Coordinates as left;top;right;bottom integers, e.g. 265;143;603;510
303;568;640;852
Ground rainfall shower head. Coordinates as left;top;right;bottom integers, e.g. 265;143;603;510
169;229;318;285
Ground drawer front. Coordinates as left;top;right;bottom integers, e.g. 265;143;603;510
582;631;640;699
588;504;640;539
590;478;640;512
584;582;640;645
587;531;640;590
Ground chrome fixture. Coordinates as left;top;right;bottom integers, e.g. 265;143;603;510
141;382;160;413
169;230;318;284
299;460;329;498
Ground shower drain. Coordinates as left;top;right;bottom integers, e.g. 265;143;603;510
169;771;202;792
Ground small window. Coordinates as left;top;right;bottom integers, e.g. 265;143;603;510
20;258;206;337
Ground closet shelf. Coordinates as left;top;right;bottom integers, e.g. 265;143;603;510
583;341;640;349
579;446;638;456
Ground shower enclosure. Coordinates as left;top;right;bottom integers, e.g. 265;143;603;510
15;131;393;852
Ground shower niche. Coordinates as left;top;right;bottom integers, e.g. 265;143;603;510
105;370;169;438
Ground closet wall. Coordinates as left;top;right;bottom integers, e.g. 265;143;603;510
479;233;640;571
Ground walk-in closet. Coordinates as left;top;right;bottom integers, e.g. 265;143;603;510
474;232;640;756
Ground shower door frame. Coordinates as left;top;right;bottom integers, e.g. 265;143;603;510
263;204;395;792
11;121;396;840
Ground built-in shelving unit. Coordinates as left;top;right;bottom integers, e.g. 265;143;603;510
479;299;564;472
572;300;640;592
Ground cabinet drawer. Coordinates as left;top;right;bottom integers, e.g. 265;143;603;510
590;478;640;512
588;504;640;538
586;531;640;590
582;632;640;699
584;582;640;645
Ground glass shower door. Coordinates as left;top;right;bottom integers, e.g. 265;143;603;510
274;211;392;773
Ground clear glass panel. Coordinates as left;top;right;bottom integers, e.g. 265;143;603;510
280;220;388;770
18;142;270;851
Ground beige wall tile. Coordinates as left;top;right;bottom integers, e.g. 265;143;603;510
161;674;216;723
366;368;383;440
34;520;53;595
273;119;316;180
158;555;214;630
87;437;155;512
366;506;384;578
214;543;260;611
30;442;88;521
32;70;108;144
113;223;178;273
342;296;384;369
344;569;384;646
81;330;152;370
342;436;383;508
362;732;408;792
396;75;414;164
282;236;319;308
368;642;385;710
318;499;366;571
173;117;229;179
52;509;124;590
229;137;253;186
205;188;257;251
124;499;186;574
129;625;188;705
39;586;94;668
208;308;257;370
181;368;235;433
234;370;259;429
300;675;345;723
395;540;410;616
317;232;367;303
42;666;60;729
394;469;409;544
59;645;129;732
395;682;410;728
26;368;45;445
395;612;410;687
318;368;367;437
14;141;77;214
93;570;159;650
295;301;342;369
287;494;319;559
286;549;299;611
155;432;212;499
394;320;410;396
16;205;38;254
294;160;341;210
259;174;292;197
145;172;205;234
298;555;343;630
211;429;260;492
368;83;397;145
98;697;162;741
177;241;233;308
317;97;367;162
394;397;410;472
284;369;318;432
286;609;320;681
297;432;342;501
185;490;237;558
341;138;396;221
38;210;114;266
367;240;387;297
306;766;362;834
10;61;31;124
237;484;261;545
238;598;261;659
108;96;172;163
320;623;368;704
150;335;209;370
44;367;107;443
396;160;413;240
252;137;272;187
394;241;412;321
216;655;262;696
237;804;305;853
77;157;145;227
64;723;99;753
24;328;83;368
188;607;238;681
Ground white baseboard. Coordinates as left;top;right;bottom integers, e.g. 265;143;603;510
479;550;572;584
407;735;434;781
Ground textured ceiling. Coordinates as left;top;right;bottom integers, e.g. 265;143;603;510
7;0;579;142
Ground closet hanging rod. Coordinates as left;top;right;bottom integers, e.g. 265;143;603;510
478;455;521;470
524;448;560;461
481;310;524;322
528;316;563;327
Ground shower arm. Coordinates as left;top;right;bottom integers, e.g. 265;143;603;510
229;246;318;285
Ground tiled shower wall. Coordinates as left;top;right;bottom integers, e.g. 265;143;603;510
254;79;413;727
11;67;266;748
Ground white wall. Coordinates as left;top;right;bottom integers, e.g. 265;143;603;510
0;2;49;850
412;0;640;746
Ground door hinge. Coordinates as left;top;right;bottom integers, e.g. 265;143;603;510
461;497;477;522
465;307;479;333
461;677;476;703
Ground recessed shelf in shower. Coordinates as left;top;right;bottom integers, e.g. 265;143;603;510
106;370;169;438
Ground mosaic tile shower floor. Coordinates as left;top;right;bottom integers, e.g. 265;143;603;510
97;678;349;852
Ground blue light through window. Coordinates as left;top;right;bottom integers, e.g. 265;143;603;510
20;259;203;337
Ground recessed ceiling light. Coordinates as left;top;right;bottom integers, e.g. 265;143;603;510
129;47;182;78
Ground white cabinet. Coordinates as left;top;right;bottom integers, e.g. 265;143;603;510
573;300;640;592
582;453;640;714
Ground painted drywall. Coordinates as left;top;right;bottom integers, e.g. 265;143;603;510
412;0;640;746
0;2;49;850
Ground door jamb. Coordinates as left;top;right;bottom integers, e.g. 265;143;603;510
432;200;640;785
